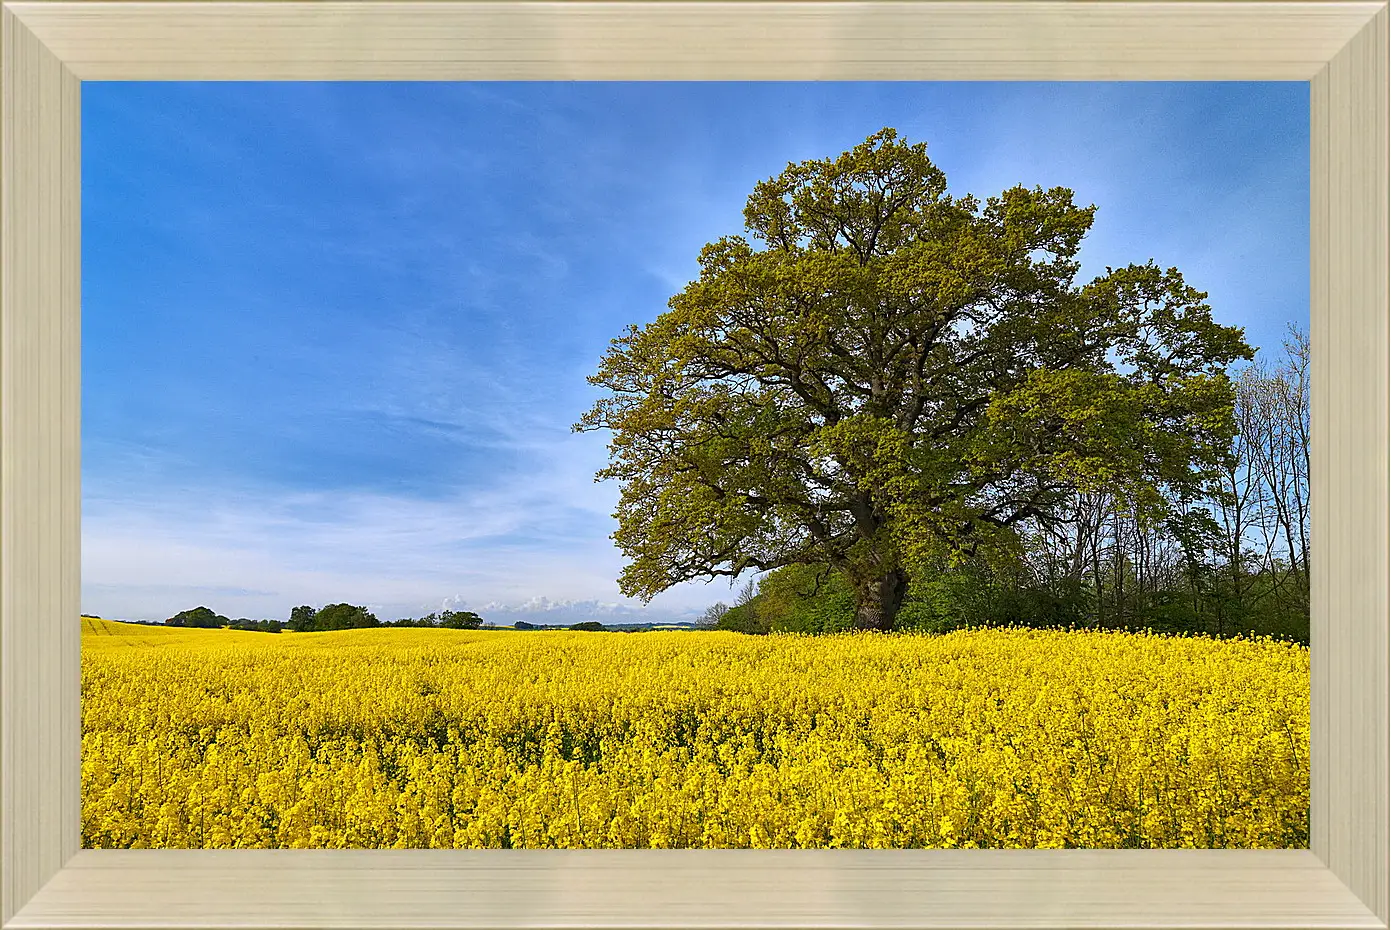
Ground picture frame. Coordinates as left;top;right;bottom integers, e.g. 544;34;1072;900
1;2;1385;927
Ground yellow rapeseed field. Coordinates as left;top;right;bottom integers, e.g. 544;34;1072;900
81;616;1308;849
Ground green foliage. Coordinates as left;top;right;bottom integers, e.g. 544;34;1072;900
166;606;231;629
752;563;856;634
319;603;380;630
577;127;1252;632
569;621;607;632
384;611;486;630
742;558;1303;644
287;603;379;632
901;568;1090;633
438;609;484;630
513;620;538;630
1201;570;1309;645
168;607;289;633
227;618;285;634
713;605;769;635
288;605;317;632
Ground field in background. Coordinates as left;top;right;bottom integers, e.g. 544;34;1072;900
81;618;1309;849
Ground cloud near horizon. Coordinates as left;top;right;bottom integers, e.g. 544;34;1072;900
81;429;737;624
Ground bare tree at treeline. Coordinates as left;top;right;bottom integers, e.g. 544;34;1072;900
1006;324;1310;641
1211;324;1310;627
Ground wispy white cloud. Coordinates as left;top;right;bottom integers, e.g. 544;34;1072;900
81;425;726;624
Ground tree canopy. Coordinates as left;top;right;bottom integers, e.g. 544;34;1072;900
576;128;1252;632
165;605;231;628
287;603;380;632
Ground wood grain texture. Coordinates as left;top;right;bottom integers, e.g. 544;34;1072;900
7;849;1384;929
4;1;1385;80
0;5;81;926
0;0;1386;928
1309;7;1391;924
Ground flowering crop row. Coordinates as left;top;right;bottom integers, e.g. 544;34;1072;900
81;618;1308;848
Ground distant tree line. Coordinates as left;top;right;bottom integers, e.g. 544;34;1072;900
287;605;489;631
158;605;693;634
164;606;269;631
163;604;489;633
381;609;487;631
701;327;1311;645
511;620;667;632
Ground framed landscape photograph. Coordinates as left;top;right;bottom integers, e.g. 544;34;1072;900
1;2;1387;929
76;79;1313;853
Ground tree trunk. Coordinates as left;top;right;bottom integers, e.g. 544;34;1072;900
853;568;909;631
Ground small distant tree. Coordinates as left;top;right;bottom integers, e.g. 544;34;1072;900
288;605;317;632
286;603;380;631
696;601;729;630
514;620;538;630
228;617;285;633
569;620;606;632
312;603;381;630
438;609;485;630
715;578;769;634
736;576;757;609
166;606;230;628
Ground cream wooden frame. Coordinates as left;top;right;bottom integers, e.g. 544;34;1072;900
0;1;1385;927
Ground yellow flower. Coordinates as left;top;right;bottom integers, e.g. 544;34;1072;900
80;619;1308;849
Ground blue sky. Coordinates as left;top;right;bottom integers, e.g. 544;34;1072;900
81;81;1309;626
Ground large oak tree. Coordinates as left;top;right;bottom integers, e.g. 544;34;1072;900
575;129;1252;631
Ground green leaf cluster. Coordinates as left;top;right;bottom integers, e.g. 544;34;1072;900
164;605;232;629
